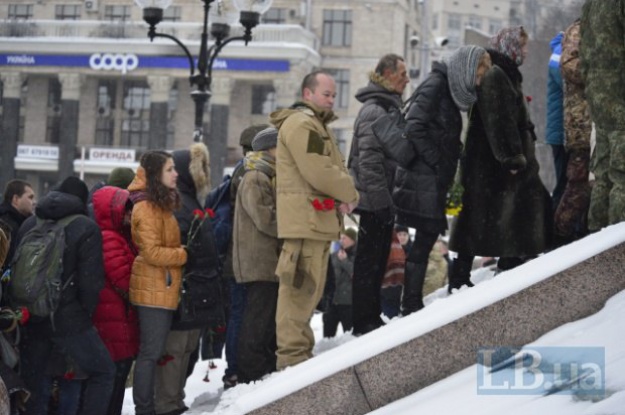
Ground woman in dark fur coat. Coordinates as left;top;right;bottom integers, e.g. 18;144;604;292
448;26;553;291
393;45;492;314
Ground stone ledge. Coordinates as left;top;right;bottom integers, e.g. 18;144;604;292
248;235;625;415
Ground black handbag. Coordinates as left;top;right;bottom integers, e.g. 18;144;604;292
371;94;419;169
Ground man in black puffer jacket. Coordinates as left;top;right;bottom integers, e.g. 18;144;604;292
16;176;114;415
348;53;409;335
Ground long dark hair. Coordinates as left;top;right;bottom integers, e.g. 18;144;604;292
140;150;180;212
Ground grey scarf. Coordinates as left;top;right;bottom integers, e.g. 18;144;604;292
445;45;487;111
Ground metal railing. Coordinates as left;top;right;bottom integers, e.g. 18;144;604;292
0;19;318;49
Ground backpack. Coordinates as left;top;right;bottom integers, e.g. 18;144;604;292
7;214;80;322
205;168;238;259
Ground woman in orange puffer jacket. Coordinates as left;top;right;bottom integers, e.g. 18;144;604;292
127;150;187;415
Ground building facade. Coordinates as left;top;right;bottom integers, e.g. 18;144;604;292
0;0;419;194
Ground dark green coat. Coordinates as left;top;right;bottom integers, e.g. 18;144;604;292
449;51;552;258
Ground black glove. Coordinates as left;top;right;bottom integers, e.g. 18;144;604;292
374;207;394;225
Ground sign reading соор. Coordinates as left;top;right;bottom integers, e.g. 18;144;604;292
0;54;290;73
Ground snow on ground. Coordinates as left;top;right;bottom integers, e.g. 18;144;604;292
122;223;625;415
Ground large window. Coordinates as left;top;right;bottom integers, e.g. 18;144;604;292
322;10;352;47
95;80;116;146
447;13;462;30
468;15;482;30
46;79;62;144
325;69;350;109
489;19;502;35
8;4;33;19
166;83;178;149
55;5;81;20
104;5;131;21
263;8;287;24
121;81;150;148
162;6;181;22
251;85;277;115
2;80;29;143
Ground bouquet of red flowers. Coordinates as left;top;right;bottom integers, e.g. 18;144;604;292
187;208;215;245
311;198;336;212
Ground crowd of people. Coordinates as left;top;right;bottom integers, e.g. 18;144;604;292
0;4;623;413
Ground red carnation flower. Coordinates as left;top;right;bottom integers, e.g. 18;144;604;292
205;208;216;219
192;209;205;219
322;198;335;211
214;325;227;334
18;307;30;325
312;199;324;211
157;354;175;366
526;95;533;103
63;371;76;380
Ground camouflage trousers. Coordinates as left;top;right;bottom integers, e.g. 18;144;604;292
588;128;625;231
554;149;591;238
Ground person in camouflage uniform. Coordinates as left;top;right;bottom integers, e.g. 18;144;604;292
580;0;625;231
554;19;592;244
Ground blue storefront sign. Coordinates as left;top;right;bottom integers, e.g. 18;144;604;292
0;53;290;73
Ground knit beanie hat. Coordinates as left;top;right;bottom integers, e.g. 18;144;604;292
445;45;487;111
489;26;527;65
252;127;279;152
343;227;358;242
240;124;270;152
107;167;136;189
59;176;89;205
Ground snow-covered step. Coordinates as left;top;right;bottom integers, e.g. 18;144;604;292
229;223;625;415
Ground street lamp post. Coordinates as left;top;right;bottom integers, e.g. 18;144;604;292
134;0;273;143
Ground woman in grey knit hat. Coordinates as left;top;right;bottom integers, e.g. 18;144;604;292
391;45;491;315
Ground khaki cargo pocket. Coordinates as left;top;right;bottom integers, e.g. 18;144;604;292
275;239;303;288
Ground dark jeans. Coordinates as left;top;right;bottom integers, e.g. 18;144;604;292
237;281;278;383
20;326;115;415
42;378;83;415
224;278;247;378
107;358;133;415
133;306;173;415
322;304;352;337
380;286;402;319
352;211;394;332
551;144;569;211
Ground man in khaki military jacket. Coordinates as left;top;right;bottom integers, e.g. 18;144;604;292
269;71;359;370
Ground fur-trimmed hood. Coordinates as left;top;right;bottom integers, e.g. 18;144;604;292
368;71;397;93
355;73;403;110
172;143;211;203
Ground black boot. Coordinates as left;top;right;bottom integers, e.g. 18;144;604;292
401;262;427;315
447;258;474;294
